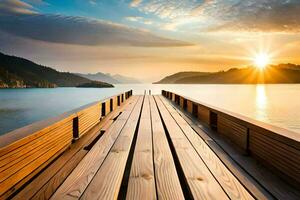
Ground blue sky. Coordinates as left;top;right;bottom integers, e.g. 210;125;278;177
1;0;300;82
28;0;139;22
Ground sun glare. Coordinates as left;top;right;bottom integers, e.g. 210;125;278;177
254;53;270;69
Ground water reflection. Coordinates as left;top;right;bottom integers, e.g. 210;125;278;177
1;84;300;135
255;85;268;121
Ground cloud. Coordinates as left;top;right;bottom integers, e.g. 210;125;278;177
131;0;300;33
0;0;37;15
0;1;192;47
130;0;142;8
0;14;191;47
125;16;142;22
205;0;300;33
125;16;153;25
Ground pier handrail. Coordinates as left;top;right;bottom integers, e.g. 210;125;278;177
0;90;132;198
162;90;300;187
0;90;132;149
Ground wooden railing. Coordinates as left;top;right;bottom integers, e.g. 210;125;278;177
162;90;300;187
0;90;132;198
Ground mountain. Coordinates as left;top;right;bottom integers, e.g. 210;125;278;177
155;64;300;84
77;72;141;84
76;72;120;84
111;74;141;84
154;72;211;84
0;52;113;88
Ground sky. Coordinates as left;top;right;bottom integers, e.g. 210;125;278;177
0;0;300;82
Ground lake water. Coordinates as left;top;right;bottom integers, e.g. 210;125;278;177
1;84;300;135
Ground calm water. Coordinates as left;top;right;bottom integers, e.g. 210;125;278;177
1;84;300;135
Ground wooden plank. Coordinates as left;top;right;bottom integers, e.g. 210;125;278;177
159;96;254;200
50;96;140;200
0;122;72;169
0;136;71;197
149;96;184;200
13;96;135;200
0;128;71;176
187;100;193;114
80;96;144;200
0;129;72;181
126;96;156;200
78;103;100;136
154;96;229;200
198;105;210;125
105;99;111;115
113;96;118;110
179;97;184;108
0;145;68;199
163;92;300;150
169;97;299;200
218;115;248;150
0;114;75;157
249;131;300;183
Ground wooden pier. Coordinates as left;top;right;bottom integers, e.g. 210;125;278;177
0;90;299;199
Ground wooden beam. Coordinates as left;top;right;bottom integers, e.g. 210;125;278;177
126;96;156;200
50;96;140;200
159;96;254;200
12;96;135;200
149;96;184;200
154;96;229;200
80;96;144;200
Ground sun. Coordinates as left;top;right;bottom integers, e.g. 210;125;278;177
254;53;270;69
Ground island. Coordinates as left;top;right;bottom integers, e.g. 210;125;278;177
155;64;300;84
76;81;114;88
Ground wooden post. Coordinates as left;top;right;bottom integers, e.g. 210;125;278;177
117;95;121;106
72;117;79;141
101;102;106;117
209;111;218;131
110;99;113;112
183;99;187;110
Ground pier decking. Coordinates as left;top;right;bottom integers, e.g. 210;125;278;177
0;91;299;199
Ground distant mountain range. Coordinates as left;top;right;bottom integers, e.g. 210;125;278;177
0;52;114;88
76;72;141;84
155;64;300;84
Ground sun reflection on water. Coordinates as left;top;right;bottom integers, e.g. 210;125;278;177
255;85;268;121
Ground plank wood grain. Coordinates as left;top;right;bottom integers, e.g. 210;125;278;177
126;96;156;200
149;96;184;200
154;96;229;200
173;104;272;200
80;96;143;200
13;96;135;200
0;136;71;197
0;122;72;169
168;95;300;200
0;114;75;157
218;115;248;150
78;103;101;136
50;96;140;200
0;129;71;178
159;96;254;200
0;145;68;200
